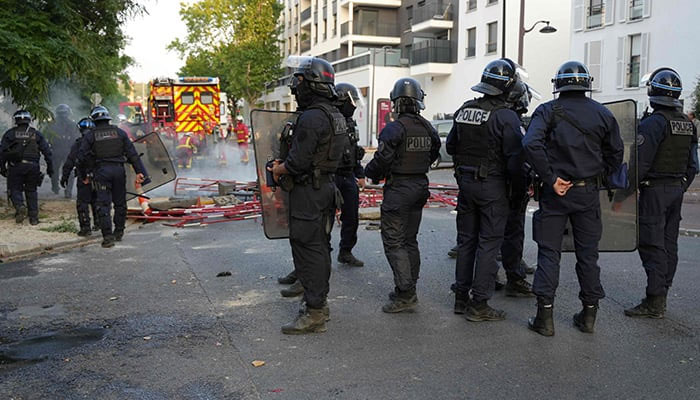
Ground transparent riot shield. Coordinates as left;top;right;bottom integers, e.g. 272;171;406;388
126;132;177;201
250;109;299;239
562;99;638;252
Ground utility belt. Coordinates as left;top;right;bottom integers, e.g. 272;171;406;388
12;159;39;165
293;169;334;190
569;176;601;188
640;177;683;187
96;160;125;166
455;165;489;180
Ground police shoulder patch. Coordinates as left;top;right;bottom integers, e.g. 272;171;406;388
636;134;645;146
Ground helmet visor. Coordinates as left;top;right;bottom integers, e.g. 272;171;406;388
286;55;314;70
344;86;366;109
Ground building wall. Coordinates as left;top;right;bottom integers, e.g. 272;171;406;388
570;0;700;113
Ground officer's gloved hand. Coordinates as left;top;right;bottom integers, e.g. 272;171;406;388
60;176;68;188
0;166;7;177
142;176;152;186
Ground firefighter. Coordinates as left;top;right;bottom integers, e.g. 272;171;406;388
61;117;99;236
0;110;53;225
176;132;197;169
234;116;250;164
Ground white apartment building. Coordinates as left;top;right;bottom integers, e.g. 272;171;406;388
570;0;700;113
262;0;571;145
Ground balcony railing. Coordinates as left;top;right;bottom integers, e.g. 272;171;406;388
587;4;603;28
412;2;453;25
486;41;497;54
465;46;475;58
332;48;402;73
629;2;643;20
411;39;452;65
341;21;349;36
300;39;311;52
301;7;311;21
341;20;400;37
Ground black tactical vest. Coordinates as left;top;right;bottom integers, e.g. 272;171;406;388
338;117;359;170
391;114;433;175
649;109;696;175
92;125;124;160
13;127;39;160
452;97;506;169
309;102;348;173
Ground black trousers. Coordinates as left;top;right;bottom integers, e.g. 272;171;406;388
638;184;684;297
380;176;429;293
453;175;509;302
94;164;127;236
500;193;529;281
8;162;41;217
335;173;359;251
288;179;336;309
532;185;604;305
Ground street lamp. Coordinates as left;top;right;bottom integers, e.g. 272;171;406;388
517;0;557;66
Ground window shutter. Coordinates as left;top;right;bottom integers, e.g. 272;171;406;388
618;0;627;22
643;0;652;18
589;40;603;91
616;36;625;89
604;0;615;25
640;32;650;84
573;0;584;32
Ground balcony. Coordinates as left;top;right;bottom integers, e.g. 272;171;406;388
332;48;403;73
340;19;401;45
344;0;401;7
411;2;453;33
410;39;453;76
300;39;311;53
301;7;311;24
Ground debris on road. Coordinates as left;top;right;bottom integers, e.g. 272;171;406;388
251;360;265;367
216;271;232;277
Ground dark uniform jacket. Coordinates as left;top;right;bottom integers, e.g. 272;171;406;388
0;125;53;166
76;123;146;177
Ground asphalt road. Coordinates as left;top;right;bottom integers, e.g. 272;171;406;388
1;169;699;399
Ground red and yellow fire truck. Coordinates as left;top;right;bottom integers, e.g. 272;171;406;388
147;76;221;142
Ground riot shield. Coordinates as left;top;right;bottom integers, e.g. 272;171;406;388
562;99;638;252
126;132;177;201
250;109;298;239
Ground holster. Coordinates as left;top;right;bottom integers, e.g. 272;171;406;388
533;177;543;202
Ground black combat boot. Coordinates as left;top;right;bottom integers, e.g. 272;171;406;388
77;210;92;236
29;215;39;225
505;278;535;298
382;289;417;313
277;270;297;284
281;307;327;334
454;292;469;315
15;205;26;223
101;235;116;248
573;304;598;333
114;229;124;241
337;249;364;267
528;300;554;336
448;245;458;259
624;296;665;319
280;280;304;297
465;300;506;322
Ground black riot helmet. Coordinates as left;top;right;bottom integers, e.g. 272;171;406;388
646;67;683;108
55;104;72;118
506;80;533;115
552;61;593;93
77;117;95;134
335;82;365;118
472;58;518;96
287;56;338;101
13;109;32;125
90;105;111;122
390;77;425;114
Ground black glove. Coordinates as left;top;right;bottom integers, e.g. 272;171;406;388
60;175;68;188
0;166;7;177
46;167;54;178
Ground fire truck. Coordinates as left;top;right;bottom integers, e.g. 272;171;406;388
147;76;221;145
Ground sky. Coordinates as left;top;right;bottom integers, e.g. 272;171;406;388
123;0;196;83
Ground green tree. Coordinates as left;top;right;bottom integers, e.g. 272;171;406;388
692;76;700;117
169;0;283;106
0;0;143;120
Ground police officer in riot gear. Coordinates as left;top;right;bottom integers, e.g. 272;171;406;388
61;117;99;236
620;68;698;318
0;110;53;225
334;82;366;267
365;77;441;313
447;58;530;322
77;106;148;248
500;80;537;291
268;56;347;334
523;61;623;336
46;104;79;197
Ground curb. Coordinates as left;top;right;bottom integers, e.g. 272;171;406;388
680;228;700;238
0;236;101;263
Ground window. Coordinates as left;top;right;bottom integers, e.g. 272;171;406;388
200;92;213;104
486;22;497;54
465;27;476;58
181;92;194;105
467;0;477;11
584;40;602;91
587;0;603;29
358;9;378;36
627;34;641;87
407;6;413;23
629;0;644;20
488;0;498;5
418;0;426;6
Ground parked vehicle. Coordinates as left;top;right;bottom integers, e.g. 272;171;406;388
430;119;454;169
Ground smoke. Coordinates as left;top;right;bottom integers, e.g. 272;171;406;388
47;82;93;122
